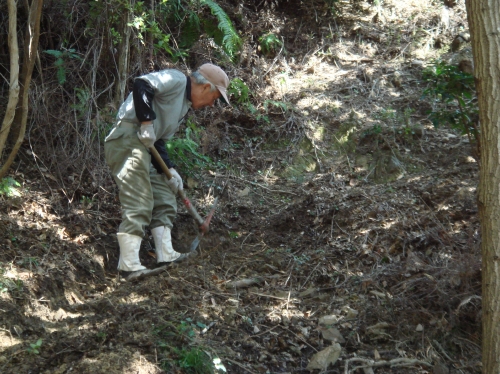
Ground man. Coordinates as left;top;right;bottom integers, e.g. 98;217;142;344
104;63;230;279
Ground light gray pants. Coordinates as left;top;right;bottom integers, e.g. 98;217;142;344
104;123;177;237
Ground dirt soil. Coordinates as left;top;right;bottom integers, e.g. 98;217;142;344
0;0;481;373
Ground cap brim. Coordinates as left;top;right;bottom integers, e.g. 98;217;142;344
216;86;230;105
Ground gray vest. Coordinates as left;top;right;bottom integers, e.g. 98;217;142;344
105;69;191;142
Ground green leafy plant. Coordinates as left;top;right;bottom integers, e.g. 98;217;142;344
228;79;290;124
71;87;91;119
130;6;174;56
176;347;213;373
228;78;289;123
244;99;291;124
228;78;250;104
259;33;283;56
154;31;173;55
263;99;290;113
44;48;82;84
80;195;93;207
247;104;269;124
160;0;241;61
363;124;382;137
177;319;197;339
422;60;479;156
166;126;220;175
154;319;224;373
27;339;43;355
201;0;242;58
0;177;21;197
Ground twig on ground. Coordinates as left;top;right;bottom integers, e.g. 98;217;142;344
249;291;299;302
455;336;481;350
226;277;264;289
216;174;299;195
278;325;318;353
246;324;280;339
264;42;286;77
432;339;454;362
300;262;321;290
225;358;259;374
344;357;432;373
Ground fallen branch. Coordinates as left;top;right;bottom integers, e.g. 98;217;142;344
225;277;264;289
225;358;259;374
213;173;299;195
344;357;432;374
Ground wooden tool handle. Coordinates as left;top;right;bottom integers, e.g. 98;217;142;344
149;147;204;226
150;147;173;180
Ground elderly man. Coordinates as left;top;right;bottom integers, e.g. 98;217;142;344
104;63;230;279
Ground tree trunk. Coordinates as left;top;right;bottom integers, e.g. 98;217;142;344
114;0;133;109
0;0;43;179
147;0;155;69
466;1;500;373
0;0;20;160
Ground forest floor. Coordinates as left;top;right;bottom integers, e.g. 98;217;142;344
0;0;482;373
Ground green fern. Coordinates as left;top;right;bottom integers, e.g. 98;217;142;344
166;127;214;175
71;87;91;118
200;0;241;58
259;33;283;56
179;11;201;49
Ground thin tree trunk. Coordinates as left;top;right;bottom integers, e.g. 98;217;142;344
0;0;20;161
0;0;44;179
466;1;500;373
147;0;155;69
114;0;133;109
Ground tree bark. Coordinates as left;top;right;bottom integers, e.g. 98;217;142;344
0;0;44;179
114;0;133;109
0;0;20;160
466;1;500;373
147;0;155;69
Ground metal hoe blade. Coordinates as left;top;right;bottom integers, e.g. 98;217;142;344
189;197;219;252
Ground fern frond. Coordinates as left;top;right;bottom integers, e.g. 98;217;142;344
179;11;201;48
200;0;241;58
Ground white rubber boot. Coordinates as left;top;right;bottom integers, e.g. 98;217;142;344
151;226;191;263
117;233;147;272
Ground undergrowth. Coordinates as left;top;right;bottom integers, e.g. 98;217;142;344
153;318;225;373
422;60;479;157
167;119;225;176
0;177;21;197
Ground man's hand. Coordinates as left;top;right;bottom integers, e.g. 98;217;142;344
137;123;156;148
165;168;183;194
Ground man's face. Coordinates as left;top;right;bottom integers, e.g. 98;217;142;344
191;83;222;110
